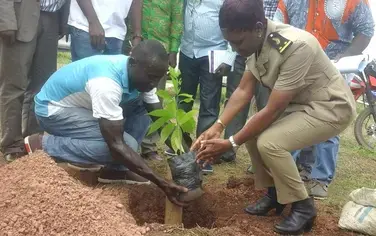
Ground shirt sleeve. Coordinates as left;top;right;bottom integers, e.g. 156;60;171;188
169;0;184;52
85;78;124;121
141;88;160;104
274;0;290;24
0;0;17;32
274;42;315;91
348;0;375;38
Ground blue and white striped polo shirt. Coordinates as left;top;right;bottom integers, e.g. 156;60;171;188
35;55;159;121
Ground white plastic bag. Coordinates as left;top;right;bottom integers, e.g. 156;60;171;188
338;188;376;236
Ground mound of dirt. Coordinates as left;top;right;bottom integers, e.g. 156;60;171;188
102;177;352;236
0;151;146;236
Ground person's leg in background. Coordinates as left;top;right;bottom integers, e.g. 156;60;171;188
69;26;101;61
103;37;124;55
22;11;59;137
122;97;151;146
222;55;249;162
35;106;150;184
140;75;168;160
196;56;223;173
0;27;38;162
305;136;340;199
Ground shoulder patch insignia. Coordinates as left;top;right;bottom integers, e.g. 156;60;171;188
267;32;293;54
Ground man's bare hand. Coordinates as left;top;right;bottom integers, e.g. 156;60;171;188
161;181;189;206
88;21;105;50
169;52;178;68
0;30;16;45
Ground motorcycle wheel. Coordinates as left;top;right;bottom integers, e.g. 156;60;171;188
354;108;376;150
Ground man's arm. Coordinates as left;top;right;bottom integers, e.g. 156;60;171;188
130;0;142;47
76;0;105;49
58;0;71;40
274;0;290;24
341;0;375;57
233;43;314;145
217;70;256;127
99;119;166;186
0;0;17;32
0;0;17;45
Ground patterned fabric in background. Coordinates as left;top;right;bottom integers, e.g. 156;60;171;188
142;0;184;52
264;0;279;19
40;0;66;12
275;0;375;59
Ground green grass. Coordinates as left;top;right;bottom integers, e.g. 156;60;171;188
57;51;71;68
57;53;376;213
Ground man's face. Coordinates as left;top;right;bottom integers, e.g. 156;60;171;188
130;60;168;92
222;28;261;57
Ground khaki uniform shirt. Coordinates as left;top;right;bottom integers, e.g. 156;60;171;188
246;20;356;125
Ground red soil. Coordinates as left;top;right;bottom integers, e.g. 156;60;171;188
0;152;357;235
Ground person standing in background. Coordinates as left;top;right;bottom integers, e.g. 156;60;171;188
139;0;184;161
221;0;278;164
173;0;237;173
275;0;374;199
68;0;142;61
0;0;69;162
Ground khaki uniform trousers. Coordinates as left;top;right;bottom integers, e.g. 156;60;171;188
245;111;350;204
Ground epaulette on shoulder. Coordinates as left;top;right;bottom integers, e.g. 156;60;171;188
267;32;293;54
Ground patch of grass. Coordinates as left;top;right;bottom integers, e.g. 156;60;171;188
57;51;71;68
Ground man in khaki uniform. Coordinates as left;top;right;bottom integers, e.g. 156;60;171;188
192;0;356;234
0;0;69;162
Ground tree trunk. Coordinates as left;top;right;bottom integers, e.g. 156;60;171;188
164;163;183;225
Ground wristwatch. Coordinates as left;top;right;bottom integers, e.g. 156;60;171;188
229;136;239;152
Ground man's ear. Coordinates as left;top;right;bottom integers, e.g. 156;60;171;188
255;21;264;35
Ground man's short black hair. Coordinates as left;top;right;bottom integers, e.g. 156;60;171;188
131;39;168;67
219;0;266;31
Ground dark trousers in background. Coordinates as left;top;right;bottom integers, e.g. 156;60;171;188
178;52;223;139
221;55;270;161
0;11;59;155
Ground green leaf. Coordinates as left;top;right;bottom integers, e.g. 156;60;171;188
178;93;193;99
160;123;175;143
180;117;195;133
171;127;182;154
179;110;198;125
156;90;173;102
179;97;194;104
176;109;185;125
147;116;170;135
171;75;180;95
166;100;177;117
148;109;171;118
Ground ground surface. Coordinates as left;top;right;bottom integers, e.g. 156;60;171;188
0;52;374;235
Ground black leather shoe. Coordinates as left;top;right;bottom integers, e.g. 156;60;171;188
274;197;317;235
244;187;286;216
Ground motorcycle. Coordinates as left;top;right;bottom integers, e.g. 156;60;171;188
336;55;376;150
